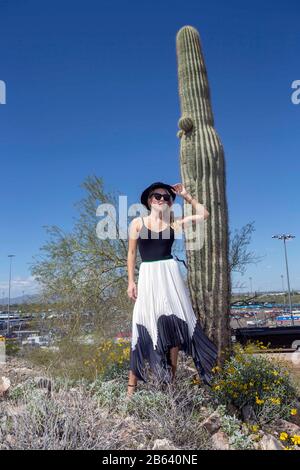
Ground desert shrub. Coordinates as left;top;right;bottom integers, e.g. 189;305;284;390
1;369;213;450
24;346;58;367
211;343;299;426
8;381;37;401
217;404;254;449
4;337;20;356
88;379;126;413
124;378;212;449
0;384;121;450
84;338;131;381
88;361;213;450
242;339;271;352
24;337;131;382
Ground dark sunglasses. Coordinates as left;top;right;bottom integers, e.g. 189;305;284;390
149;192;172;202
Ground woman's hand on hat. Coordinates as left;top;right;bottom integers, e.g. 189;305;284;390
171;183;188;198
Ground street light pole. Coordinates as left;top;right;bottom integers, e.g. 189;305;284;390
7;254;15;336
272;235;295;326
281;274;286;310
283;237;293;322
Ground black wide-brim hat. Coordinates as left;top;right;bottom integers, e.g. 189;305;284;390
140;181;176;210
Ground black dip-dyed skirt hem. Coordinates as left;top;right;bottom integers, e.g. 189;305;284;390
129;258;218;385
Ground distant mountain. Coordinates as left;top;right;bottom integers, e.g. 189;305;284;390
0;293;42;305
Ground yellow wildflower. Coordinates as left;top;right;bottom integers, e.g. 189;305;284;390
279;432;288;441
270;397;281;405
255;396;264;405
291;435;300;446
290;409;298;416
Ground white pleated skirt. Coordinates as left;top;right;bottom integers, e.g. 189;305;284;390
129;257;218;385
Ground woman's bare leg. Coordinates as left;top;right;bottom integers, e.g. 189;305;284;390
127;370;138;398
169;346;179;382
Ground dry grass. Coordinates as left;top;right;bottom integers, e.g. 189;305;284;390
0;353;214;450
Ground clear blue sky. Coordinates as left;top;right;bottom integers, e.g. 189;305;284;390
0;0;299;298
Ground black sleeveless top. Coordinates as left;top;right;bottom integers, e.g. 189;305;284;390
137;217;175;262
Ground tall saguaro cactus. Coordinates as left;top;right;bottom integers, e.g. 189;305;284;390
176;25;231;360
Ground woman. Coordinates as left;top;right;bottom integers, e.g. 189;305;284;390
126;181;218;399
